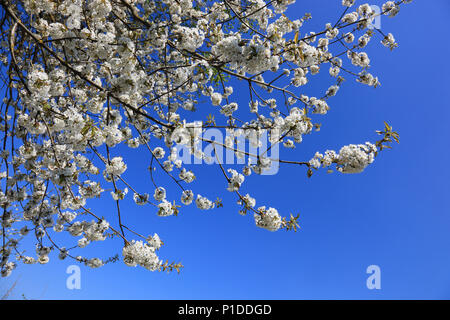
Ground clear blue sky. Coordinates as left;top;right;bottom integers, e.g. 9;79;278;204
2;0;450;300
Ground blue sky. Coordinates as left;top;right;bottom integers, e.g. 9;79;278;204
2;0;450;300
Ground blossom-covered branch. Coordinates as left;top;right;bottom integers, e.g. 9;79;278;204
0;0;409;277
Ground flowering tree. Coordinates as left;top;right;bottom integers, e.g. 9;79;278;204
0;0;410;277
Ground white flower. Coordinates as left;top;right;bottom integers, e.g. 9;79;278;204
254;207;282;231
342;0;355;7
211;92;223;106
381;33;396;48
147;233;162;250
111;188;128;200
154;187;166;201
86;258;104;268
227;169;245;192
181;190;194;205
195;195;215;210
220;103;238;116
134;193;149;205
179;168;195;183
105;157;127;176
122;240;161;271
157;200;174;216
174;26;205;51
153;147;165;159
336;143;377;173
78;237;90;248
84;220;109;241
238;194;256;215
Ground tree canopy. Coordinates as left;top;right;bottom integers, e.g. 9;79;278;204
0;0;410;277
